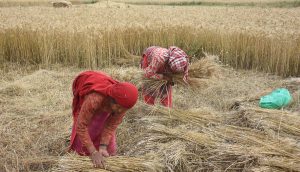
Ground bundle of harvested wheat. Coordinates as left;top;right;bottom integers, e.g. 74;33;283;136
106;55;221;91
139;103;222;127
125;103;300;171
53;154;163;172
259;157;300;171
51;1;72;8
213;125;300;171
188;55;221;79
107;67;166;93
173;56;221;87
107;67;143;86
226;107;300;139
127;119;257;171
137;56;221;92
214;125;300;158
149;124;221;147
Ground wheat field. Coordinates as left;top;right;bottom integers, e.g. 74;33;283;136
1;1;300;76
1;2;300;37
0;0;300;171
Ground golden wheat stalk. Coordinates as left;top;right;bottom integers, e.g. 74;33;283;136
259;157;300;171
188;55;220;78
140;103;222;126
149;124;221;147
52;154;163;172
140;56;221;90
228;107;300;138
214;125;300;159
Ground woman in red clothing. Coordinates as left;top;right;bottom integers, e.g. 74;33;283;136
69;71;138;168
141;46;189;107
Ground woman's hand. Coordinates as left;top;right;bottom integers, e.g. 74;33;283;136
99;146;109;157
163;73;173;82
90;147;109;168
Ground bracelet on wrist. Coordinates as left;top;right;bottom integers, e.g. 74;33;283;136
99;144;107;148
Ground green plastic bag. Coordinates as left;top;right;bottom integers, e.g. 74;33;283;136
259;88;292;109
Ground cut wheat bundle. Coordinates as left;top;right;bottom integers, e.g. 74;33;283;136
140;56;222;91
128;133;215;171
227;106;300;138
149;124;221;147
217;144;300;171
106;67;167;92
258;157;300;171
214;126;300;159
139;103;222;127
107;55;221;91
211;125;300;171
52;154;163;172
173;56;221;88
107;67;143;86
188;55;221;79
133;123;257;171
52;1;72;8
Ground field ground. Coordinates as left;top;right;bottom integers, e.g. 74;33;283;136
0;64;299;171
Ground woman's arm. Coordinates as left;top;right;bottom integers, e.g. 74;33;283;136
76;92;104;154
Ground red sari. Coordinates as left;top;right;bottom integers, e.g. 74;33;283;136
69;71;137;156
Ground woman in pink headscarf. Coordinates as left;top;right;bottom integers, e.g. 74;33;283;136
69;71;138;168
141;46;189;107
